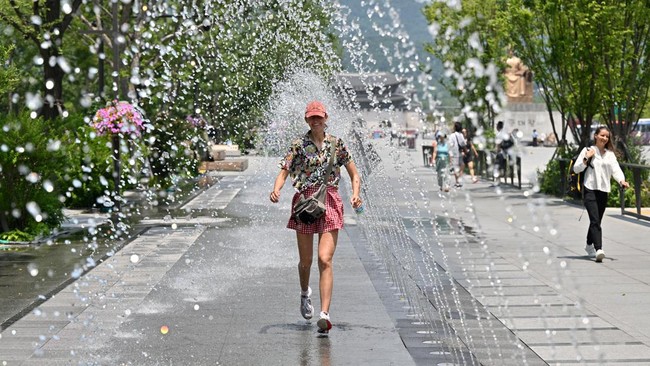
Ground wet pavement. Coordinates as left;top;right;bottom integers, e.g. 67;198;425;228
1;138;649;365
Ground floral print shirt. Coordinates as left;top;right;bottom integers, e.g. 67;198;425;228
279;132;353;192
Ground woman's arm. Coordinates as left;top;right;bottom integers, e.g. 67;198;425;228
270;169;289;203
344;161;362;208
610;155;630;189
470;141;478;156
431;140;438;164
573;147;589;173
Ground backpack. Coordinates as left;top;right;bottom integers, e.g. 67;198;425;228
566;153;593;200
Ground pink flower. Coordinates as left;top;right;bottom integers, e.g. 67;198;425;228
92;101;145;136
186;115;207;128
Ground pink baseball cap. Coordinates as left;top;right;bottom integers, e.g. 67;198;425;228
305;101;327;118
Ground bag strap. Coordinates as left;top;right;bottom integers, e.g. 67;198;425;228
454;133;464;148
309;137;336;204
323;136;337;186
580;152;594;199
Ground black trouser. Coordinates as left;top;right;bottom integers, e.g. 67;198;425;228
583;188;608;250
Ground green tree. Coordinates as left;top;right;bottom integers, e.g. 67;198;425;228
131;0;341;149
0;44;19;95
422;0;509;130
506;0;650;160
0;0;84;120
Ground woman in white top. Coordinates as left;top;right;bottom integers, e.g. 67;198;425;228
573;126;629;262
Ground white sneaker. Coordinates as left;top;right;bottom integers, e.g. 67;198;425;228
595;249;605;263
585;245;596;258
300;287;313;320
317;311;332;334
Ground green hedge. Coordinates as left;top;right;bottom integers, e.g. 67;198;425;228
0;113;68;237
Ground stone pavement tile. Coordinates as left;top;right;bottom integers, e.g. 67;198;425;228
2;320;70;334
578;283;650;297
562;274;640;286
490;304;589;317
536;343;650;363
0;335;43;348
479;294;571;307
0;342;39;359
517;328;640;346
613;268;650;283
1;326;61;340
469;285;557;296
465;270;535;280
21;359;77;366
472;277;547;287
502;316;617;331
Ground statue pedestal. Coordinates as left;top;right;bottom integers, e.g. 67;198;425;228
497;103;563;145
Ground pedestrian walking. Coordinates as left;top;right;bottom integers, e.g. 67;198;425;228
462;128;479;183
449;121;466;187
495;121;514;178
269;100;362;334
431;132;451;192
573;126;629;262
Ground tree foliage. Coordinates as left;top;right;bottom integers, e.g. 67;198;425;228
116;0;341;149
506;0;650;160
422;0;509;130
0;44;19;95
0;0;85;120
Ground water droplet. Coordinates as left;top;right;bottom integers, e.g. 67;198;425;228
27;263;39;277
194;304;200;311
71;268;83;279
43;180;54;192
130;254;140;263
26;201;42;220
171;223;178;230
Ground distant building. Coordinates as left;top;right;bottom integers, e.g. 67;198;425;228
333;72;422;131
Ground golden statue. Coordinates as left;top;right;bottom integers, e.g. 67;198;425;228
504;52;533;103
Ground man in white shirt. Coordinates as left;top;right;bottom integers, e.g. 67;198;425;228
449;121;467;187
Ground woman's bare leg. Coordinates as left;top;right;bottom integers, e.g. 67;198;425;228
317;230;338;313
468;161;477;181
296;233;314;292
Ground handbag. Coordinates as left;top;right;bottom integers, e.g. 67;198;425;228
293;137;337;224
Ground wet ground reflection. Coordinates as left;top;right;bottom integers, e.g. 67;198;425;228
0;227;126;329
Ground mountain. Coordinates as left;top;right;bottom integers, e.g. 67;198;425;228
337;0;448;105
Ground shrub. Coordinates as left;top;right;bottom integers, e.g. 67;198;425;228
538;147;573;197
59;123;115;209
148;112;201;190
0;113;68;235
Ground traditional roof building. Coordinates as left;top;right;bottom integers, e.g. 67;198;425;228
333;72;423;131
333;72;414;111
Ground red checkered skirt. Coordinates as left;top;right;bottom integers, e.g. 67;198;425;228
287;185;344;234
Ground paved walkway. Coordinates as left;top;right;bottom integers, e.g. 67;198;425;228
1;137;649;365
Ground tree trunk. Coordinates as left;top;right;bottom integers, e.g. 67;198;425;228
40;46;65;121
